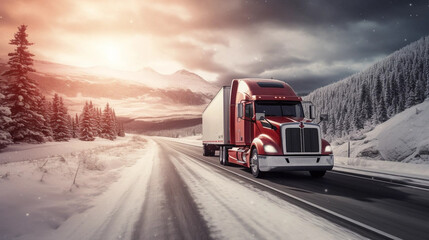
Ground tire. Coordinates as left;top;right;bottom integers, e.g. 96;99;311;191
219;146;224;165
310;170;326;178
250;149;263;178
219;146;229;166
224;147;229;166
203;145;209;156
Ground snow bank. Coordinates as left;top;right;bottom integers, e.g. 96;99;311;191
0;135;149;240
334;99;429;164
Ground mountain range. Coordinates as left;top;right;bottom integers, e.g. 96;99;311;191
0;58;219;134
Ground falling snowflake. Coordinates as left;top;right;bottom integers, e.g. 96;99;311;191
26;213;30;216
324;189;328;193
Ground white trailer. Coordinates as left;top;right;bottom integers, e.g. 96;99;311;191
202;86;230;156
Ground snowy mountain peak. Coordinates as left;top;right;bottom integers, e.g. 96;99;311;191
173;69;204;80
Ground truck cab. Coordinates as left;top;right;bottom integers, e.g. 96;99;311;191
203;78;334;178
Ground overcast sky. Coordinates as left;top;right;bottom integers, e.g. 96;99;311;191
1;0;428;94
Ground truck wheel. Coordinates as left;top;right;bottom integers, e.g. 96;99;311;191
310;171;326;178
203;145;209;156
224;147;229;166
219;146;229;165
250;149;262;178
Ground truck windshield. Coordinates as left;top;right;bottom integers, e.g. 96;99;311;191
255;101;304;117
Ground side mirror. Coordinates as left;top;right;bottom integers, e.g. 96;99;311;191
309;105;316;120
320;114;328;122
255;112;266;121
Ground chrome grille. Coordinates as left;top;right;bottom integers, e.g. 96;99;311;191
284;127;320;153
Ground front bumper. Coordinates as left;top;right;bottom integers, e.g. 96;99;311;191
258;154;334;172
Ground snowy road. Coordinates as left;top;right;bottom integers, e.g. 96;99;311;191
154;138;429;240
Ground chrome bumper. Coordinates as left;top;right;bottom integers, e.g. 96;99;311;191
258;155;334;172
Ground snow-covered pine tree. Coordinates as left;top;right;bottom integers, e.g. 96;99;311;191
67;114;73;138
94;108;102;137
1;25;45;143
72;113;79;138
36;96;53;141
112;109;118;137
360;83;373;122
385;78;394;117
88;101;97;137
425;57;429;99
0;92;13;149
398;74;406;112
101;103;116;140
377;96;388;123
414;73;425;103
51;94;71;141
79;102;95;141
391;75;399;114
374;76;383;123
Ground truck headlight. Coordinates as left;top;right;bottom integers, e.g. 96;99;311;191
264;144;277;153
324;145;332;153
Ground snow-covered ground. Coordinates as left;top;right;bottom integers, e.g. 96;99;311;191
0;135;150;240
159;134;202;147
0;137;132;164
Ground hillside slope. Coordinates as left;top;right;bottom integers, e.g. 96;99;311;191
305;36;429;141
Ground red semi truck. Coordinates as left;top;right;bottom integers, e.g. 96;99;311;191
202;78;333;178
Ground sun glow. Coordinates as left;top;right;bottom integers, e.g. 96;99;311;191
98;43;122;69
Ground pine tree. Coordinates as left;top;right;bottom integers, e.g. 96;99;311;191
36;96;53;141
51;94;71;141
101;103;116;140
374;77;383;123
385;79;394;117
2;25;45;143
0;92;13;149
112;109;118;136
359;83;373;121
377;96;388;123
415;75;425;103
79;102;95;141
398;75;406;112
94;108;102;137
72;114;79;138
425;58;429;99
88;101;97;137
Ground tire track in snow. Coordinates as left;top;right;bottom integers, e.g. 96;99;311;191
170;154;269;240
132;141;210;240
